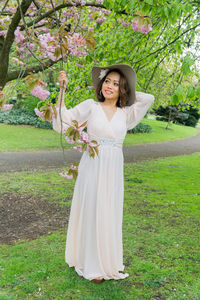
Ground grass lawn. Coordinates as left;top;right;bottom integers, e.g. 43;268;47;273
0;152;200;299
0;119;198;152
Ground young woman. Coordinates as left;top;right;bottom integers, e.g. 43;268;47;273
53;64;155;283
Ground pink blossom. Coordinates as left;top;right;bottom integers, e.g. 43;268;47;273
132;21;138;31
96;17;106;25
76;85;81;90
31;85;50;100
73;145;83;152
77;138;84;143
80;132;89;143
139;24;148;34
14;27;25;44
65;136;75;144
70;165;78;170
147;24;153;32
5;7;17;14
12;57;25;66
87;85;93;89
131;20;153;34
101;9;112;15
27;43;35;51
0;104;13;111
34;108;45;120
80;0;86;5
0;31;7;37
59;172;73;179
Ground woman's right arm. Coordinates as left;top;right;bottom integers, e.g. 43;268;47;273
52;71;93;134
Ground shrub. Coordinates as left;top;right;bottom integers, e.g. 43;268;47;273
127;122;152;134
0;109;52;129
154;104;200;127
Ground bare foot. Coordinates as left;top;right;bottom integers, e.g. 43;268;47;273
92;276;104;283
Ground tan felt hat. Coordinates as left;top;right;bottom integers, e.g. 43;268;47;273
92;63;136;106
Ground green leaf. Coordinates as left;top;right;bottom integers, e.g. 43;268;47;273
196;87;200;97
65;127;75;137
74;130;80;141
175;85;185;100
181;56;195;75
82;143;87;152
171;94;179;105
187;86;195;99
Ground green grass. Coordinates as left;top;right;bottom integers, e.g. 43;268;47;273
0;152;200;299
124;118;198;145
0;119;198;152
0;124;70;153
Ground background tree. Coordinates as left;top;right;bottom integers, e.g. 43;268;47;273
0;0;199;112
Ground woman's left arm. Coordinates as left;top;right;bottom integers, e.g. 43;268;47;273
124;91;155;130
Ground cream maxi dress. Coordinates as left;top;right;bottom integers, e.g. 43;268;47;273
53;91;155;281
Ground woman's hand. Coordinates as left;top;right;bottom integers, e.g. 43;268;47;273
58;70;68;90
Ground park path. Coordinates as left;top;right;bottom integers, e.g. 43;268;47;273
0;128;200;172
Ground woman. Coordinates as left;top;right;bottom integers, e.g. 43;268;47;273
53;64;155;283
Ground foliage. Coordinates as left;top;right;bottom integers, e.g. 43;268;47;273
11;95;42;115
154;104;200;127
127;122;152;134
0;0;199;112
0;109;52;129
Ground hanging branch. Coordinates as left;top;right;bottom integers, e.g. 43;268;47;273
50;0;67;160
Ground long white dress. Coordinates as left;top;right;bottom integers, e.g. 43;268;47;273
53;91;155;281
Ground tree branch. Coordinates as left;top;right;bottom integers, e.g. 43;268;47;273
7;59;57;82
20;1;145;30
132;22;200;64
21;2;106;30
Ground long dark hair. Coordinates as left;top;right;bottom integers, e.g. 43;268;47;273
95;69;130;108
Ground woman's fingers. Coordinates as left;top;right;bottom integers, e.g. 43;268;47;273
58;71;68;88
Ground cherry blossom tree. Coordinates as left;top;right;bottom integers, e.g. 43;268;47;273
0;0;153;106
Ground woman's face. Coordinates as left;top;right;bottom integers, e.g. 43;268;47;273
101;72;120;102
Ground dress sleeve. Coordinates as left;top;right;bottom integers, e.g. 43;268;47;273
52;98;93;133
123;91;155;130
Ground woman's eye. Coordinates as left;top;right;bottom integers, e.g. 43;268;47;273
114;82;119;86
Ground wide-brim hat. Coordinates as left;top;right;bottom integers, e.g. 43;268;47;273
92;63;136;106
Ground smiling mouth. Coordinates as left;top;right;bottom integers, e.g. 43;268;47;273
105;90;112;94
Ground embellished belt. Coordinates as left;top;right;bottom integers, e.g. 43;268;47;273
89;135;123;149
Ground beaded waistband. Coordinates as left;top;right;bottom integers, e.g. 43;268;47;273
89;135;123;149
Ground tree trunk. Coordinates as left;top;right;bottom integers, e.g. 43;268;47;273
0;0;33;90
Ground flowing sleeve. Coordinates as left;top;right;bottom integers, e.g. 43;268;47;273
123;91;155;130
52;98;93;133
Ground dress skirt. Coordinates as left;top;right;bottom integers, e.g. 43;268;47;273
65;142;129;280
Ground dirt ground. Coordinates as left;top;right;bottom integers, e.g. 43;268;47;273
0;192;70;245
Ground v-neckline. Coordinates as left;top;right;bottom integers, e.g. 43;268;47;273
99;103;118;123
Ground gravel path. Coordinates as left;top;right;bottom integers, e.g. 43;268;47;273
0;128;200;172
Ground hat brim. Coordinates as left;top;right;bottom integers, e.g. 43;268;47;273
92;64;136;106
